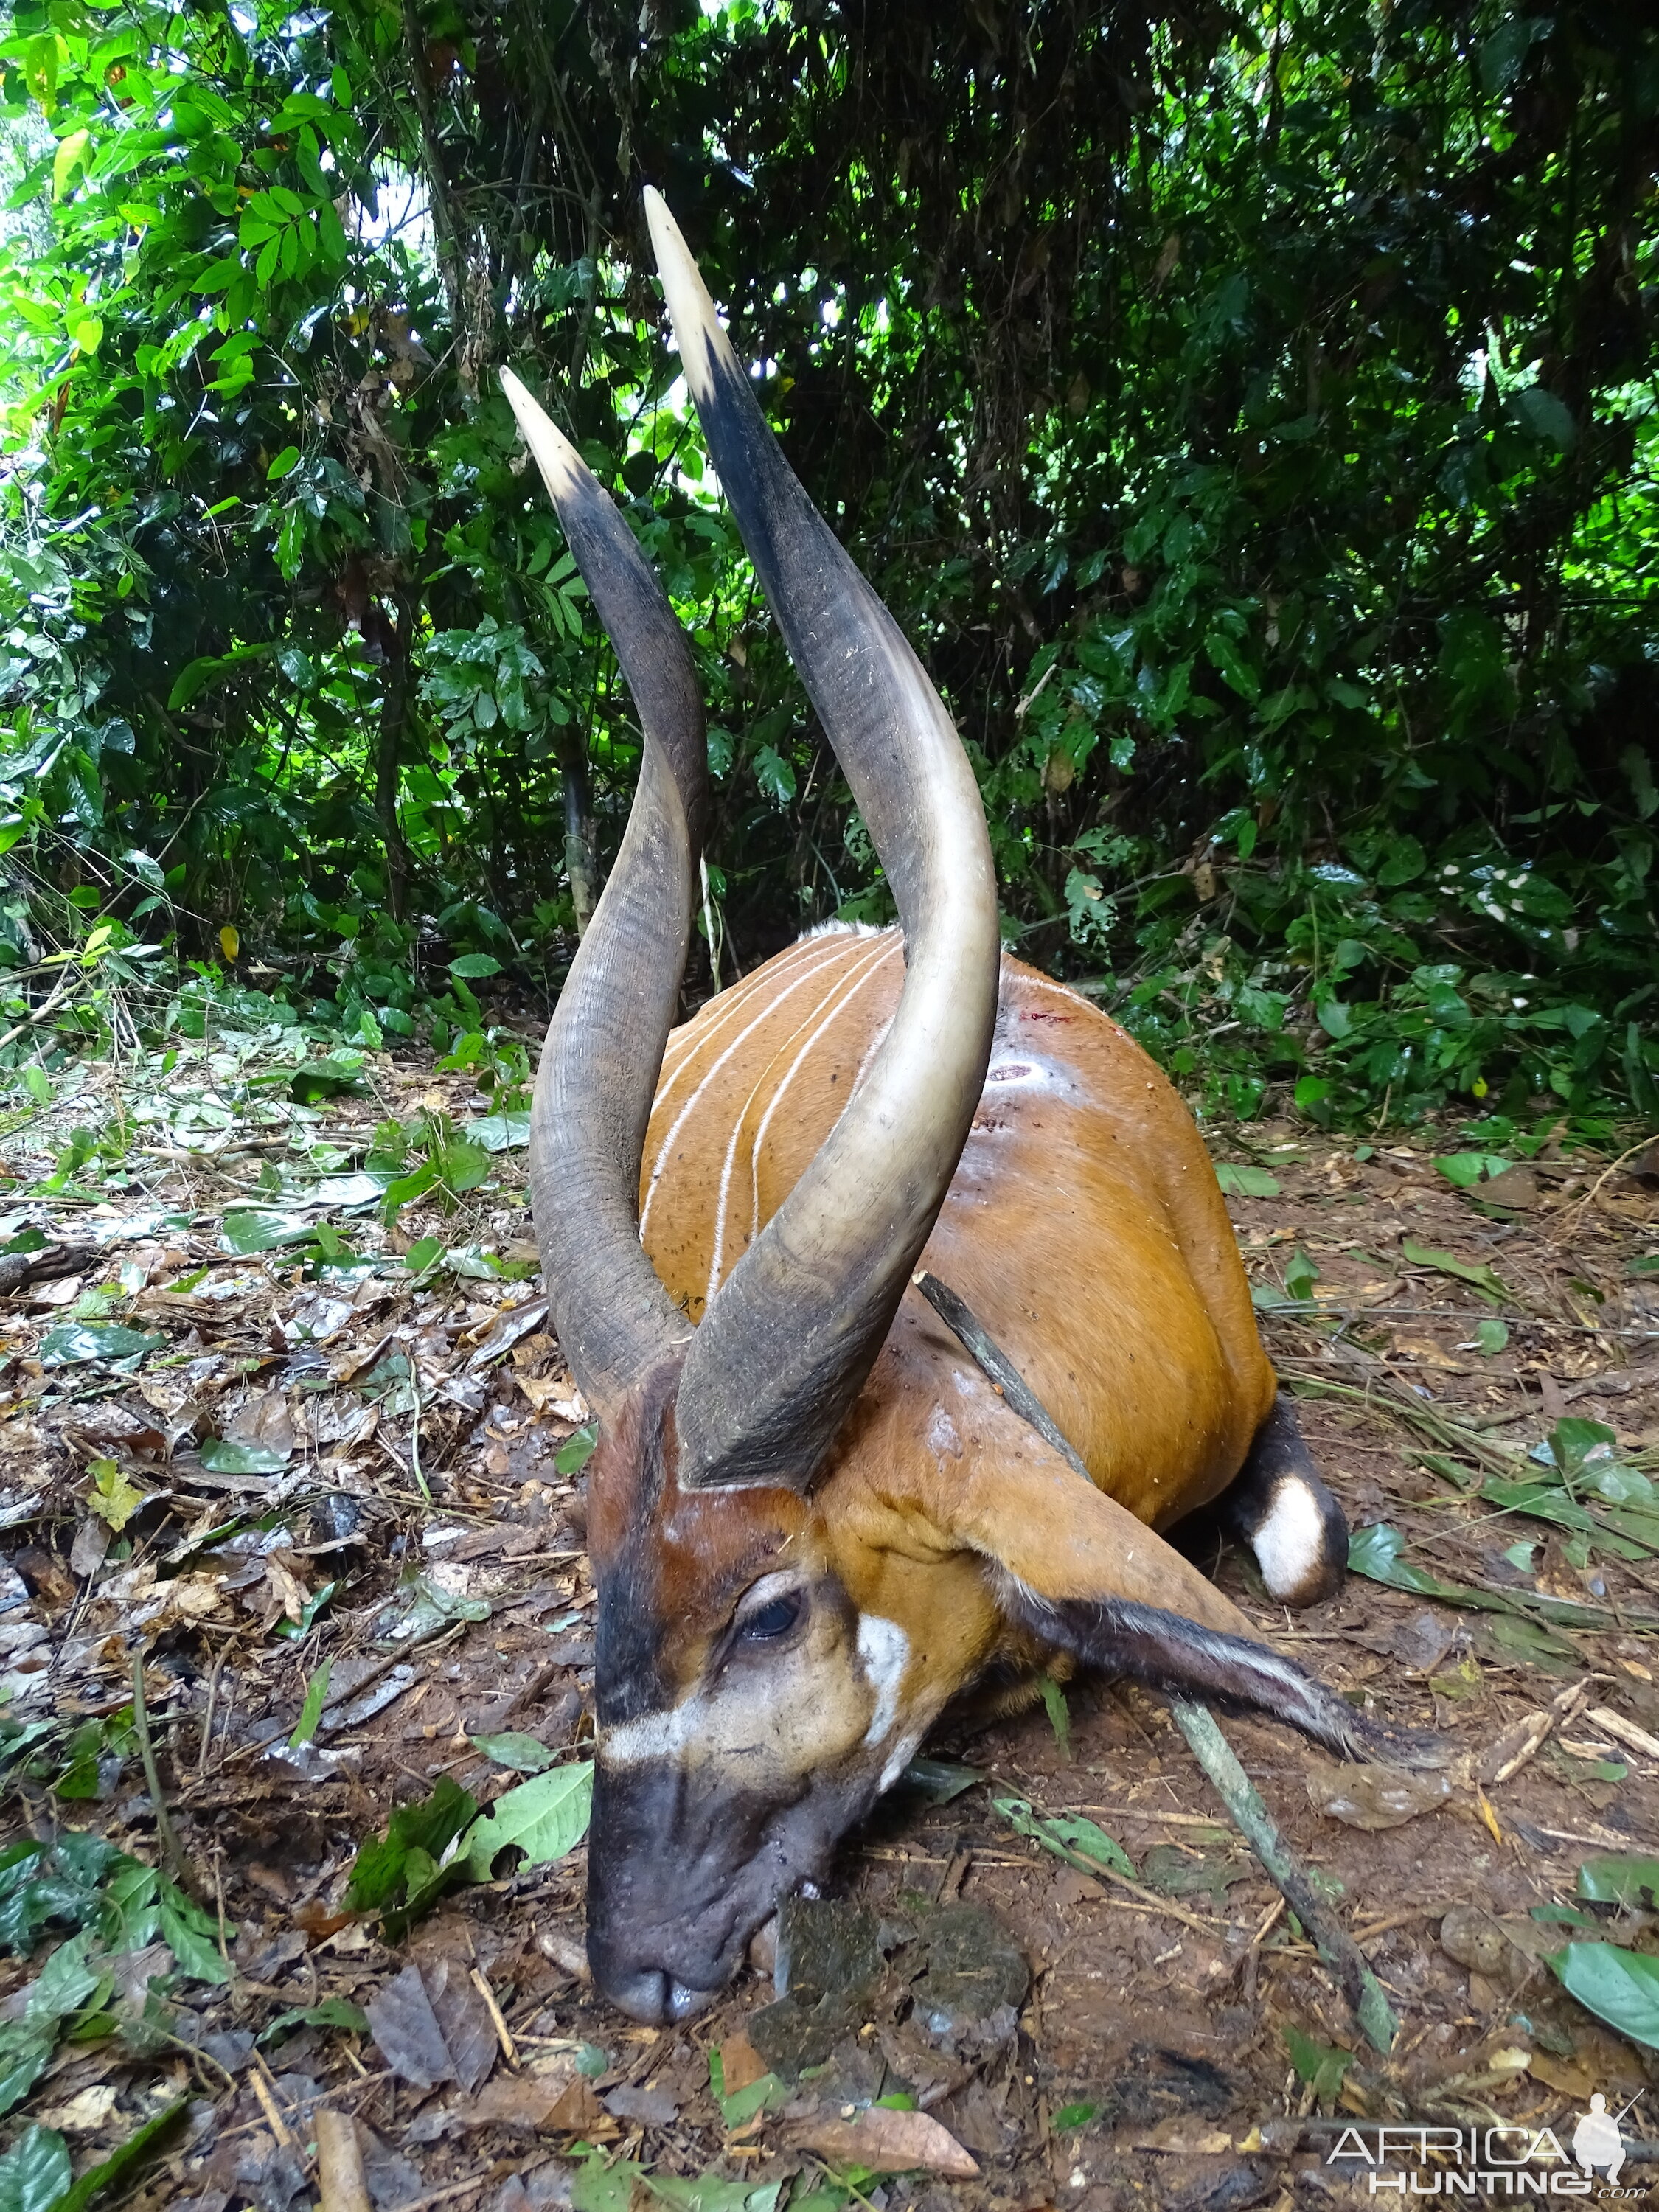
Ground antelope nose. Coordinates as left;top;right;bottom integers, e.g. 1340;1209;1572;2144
601;1963;716;2025
604;1963;672;2023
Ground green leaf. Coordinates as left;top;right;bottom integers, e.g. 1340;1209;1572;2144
159;1881;227;1984
464;1761;593;1880
1433;1153;1513;1189
468;1731;557;1772
573;2156;647;2212
86;1458;145;1531
1472;1318;1509;1355
1480;12;1545;94
198;1437;291;1475
27;1930;99;2023
290;1659;331;1748
287;1057;367;1103
464;1111;532;1151
1400;1239;1511;1306
346;1775;479;1916
38;1324;164;1368
752;744;797;807
52;2098;187;2212
1214;1162;1281;1197
1282;2024;1353;2100
0;2124;70;2212
1512;384;1576;451
897;1757;984;1804
266;445;300;481
1053;2101;1098;2131
257;1996;371;2045
1283;1248;1319;1303
1204;629;1259;700
1039;1675;1071;1759
646;2179;781;2212
1577;1855;1659;1910
1547;1417;1620;1481
1548;1943;1659;2051
712;2053;787;2129
51;130;91;201
449;953;501;979
994;1797;1137;1882
555;1425;597;1475
0;2024;55;2118
220;1209;316;1254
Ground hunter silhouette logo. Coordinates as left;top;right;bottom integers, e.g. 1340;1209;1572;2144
1325;2093;1648;2195
1571;2096;1627;2188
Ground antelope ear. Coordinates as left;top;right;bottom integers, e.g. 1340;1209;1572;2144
933;1407;1376;1757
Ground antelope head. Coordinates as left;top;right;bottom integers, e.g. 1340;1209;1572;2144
501;192;1008;2023
503;198;1388;2024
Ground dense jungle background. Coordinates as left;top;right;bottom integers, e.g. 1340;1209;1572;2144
1;0;1657;1138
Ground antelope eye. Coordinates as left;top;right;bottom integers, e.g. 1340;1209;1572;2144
738;1590;803;1642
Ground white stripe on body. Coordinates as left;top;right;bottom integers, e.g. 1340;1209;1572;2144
639;936;853;1239
706;935;899;1299
653;933;832;1096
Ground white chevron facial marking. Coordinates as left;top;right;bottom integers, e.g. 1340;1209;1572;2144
857;1613;909;1748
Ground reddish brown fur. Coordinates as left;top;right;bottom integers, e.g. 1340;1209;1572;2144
614;932;1279;1719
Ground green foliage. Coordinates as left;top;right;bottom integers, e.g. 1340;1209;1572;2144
462;1760;593;1881
0;0;1654;1132
0;1840;224;2121
1281;2024;1354;2103
344;1773;478;1930
1547;1942;1659;2051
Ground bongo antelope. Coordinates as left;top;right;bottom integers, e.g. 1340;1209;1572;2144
501;194;1374;2026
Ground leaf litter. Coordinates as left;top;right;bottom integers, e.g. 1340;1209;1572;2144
1;1056;1658;2205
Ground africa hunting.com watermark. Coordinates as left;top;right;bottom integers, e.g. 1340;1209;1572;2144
1326;2096;1648;2196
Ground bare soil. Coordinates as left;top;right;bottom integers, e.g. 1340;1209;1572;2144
1;1053;1657;2212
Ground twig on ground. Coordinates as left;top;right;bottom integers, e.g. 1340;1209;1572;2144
0;966;74;1054
316;2111;372;2212
131;1649;206;1904
250;2053;299;2150
470;1964;518;2067
1168;1695;1398;2053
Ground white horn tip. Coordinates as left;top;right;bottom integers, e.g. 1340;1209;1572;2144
642;189;724;403
498;366;585;502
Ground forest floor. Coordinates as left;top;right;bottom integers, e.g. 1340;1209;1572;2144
1;1027;1658;2212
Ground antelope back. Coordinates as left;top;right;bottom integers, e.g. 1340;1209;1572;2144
641;928;1276;1528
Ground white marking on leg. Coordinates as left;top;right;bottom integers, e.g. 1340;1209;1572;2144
856;1614;909;1748
1248;1478;1329;1602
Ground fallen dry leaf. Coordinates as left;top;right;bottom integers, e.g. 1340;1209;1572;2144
1129;2115;1234;2154
364;1963;456;2090
789;2107;978;2178
459;2070;602;2132
718;2029;768;2098
1526;2051;1599;2099
35;2084;119;2132
1305;1757;1450;1830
